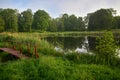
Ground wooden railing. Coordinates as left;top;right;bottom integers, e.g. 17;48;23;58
2;40;39;58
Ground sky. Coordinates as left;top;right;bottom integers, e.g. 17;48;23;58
0;0;120;18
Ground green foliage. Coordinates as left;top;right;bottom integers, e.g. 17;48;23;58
0;8;120;32
68;14;78;31
112;16;120;29
0;52;17;62
0;32;56;57
77;17;85;31
96;31;119;64
56;18;64;32
65;53;96;64
0;32;120;80
0;15;5;32
0;8;18;32
48;19;57;32
18;9;33;32
32;10;50;31
61;14;85;31
0;55;120;80
88;8;114;31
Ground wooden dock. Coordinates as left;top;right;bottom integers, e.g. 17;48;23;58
0;48;29;59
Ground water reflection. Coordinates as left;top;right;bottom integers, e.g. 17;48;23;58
54;46;64;53
43;36;120;56
75;36;89;53
44;36;90;53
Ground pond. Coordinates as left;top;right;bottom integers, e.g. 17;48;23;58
43;36;120;54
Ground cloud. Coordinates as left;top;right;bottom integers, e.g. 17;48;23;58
58;0;120;17
0;0;120;17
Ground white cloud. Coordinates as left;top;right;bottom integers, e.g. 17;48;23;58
58;0;120;17
0;0;120;17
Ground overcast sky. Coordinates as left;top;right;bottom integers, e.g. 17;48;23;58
0;0;120;18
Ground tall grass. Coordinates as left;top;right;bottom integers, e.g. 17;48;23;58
0;32;120;79
0;32;56;57
0;55;120;80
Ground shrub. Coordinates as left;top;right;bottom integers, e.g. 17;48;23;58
96;31;119;65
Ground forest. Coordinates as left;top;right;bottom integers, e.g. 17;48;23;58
0;8;120;32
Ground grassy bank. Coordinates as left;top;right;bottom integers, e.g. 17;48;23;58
37;30;120;37
0;32;57;57
0;32;120;80
0;55;120;80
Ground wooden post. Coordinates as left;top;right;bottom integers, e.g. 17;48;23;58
27;44;30;54
12;42;15;50
34;45;39;58
34;45;37;58
13;45;15;50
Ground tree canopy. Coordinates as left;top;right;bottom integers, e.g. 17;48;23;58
0;15;4;32
0;8;120;32
32;10;50;31
0;8;18;32
18;9;33;32
88;8;114;31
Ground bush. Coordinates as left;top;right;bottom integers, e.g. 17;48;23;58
96;31;119;65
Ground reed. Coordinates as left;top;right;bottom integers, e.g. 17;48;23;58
0;32;56;57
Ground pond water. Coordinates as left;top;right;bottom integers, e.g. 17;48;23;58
43;36;120;54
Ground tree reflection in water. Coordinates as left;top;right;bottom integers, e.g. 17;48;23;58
44;36;90;53
44;36;120;55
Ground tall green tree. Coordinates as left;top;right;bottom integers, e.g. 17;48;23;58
0;15;5;32
112;16;120;29
77;17;85;31
48;19;57;32
88;8;114;31
60;14;85;31
68;14;78;31
32;10;50;31
18;9;33;32
0;8;18;32
61;14;69;31
56;18;64;32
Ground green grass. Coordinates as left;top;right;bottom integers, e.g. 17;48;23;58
0;32;120;80
0;52;18;62
0;55;120;80
0;32;56;57
36;30;120;37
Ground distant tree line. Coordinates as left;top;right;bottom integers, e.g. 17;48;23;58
0;8;120;32
87;8;120;31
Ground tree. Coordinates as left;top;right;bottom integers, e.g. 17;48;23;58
88;8;114;31
68;14;78;31
0;8;18;32
0;15;5;32
32;10;50;31
112;16;120;29
84;13;93;30
77;17;85;31
61;14;85;31
47;19;57;32
61;14;69;31
56;18;64;32
18;9;33;32
96;31;118;64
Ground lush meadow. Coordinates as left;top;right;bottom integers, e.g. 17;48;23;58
0;32;120;80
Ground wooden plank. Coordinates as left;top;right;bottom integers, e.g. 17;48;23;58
0;48;29;59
